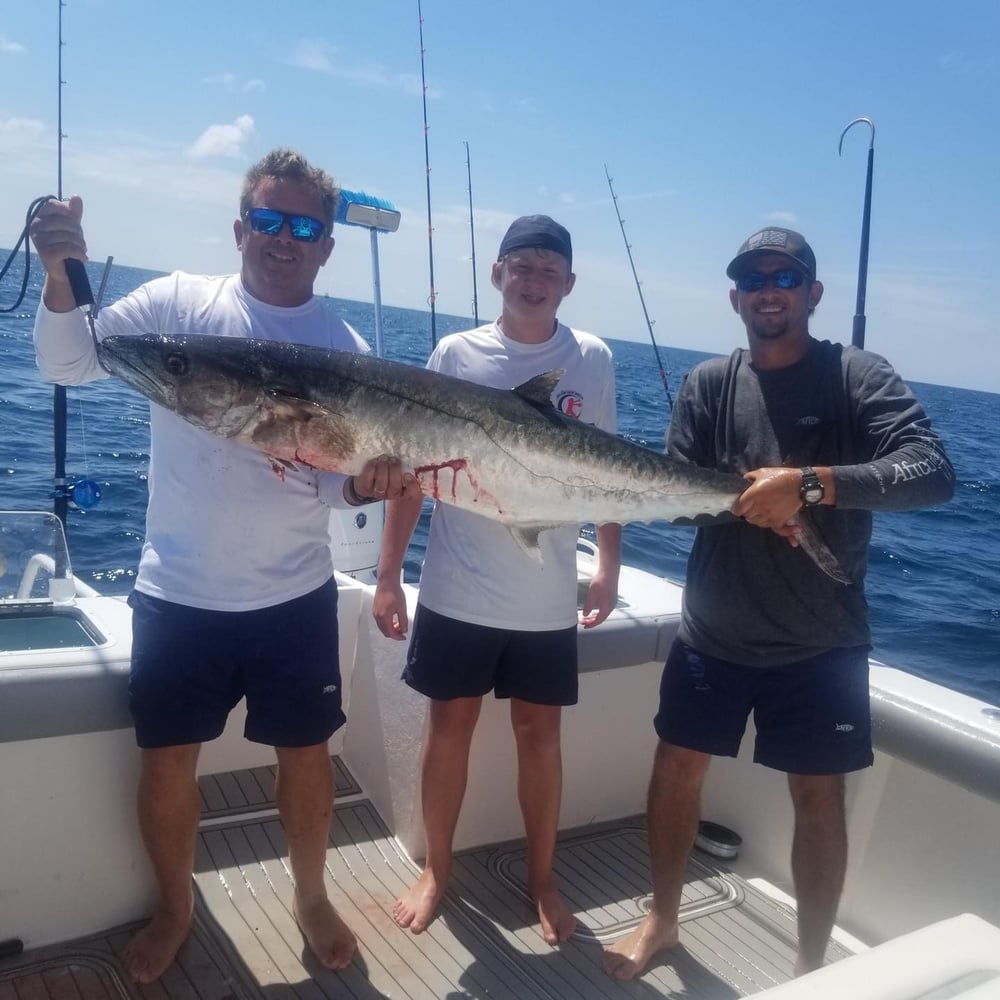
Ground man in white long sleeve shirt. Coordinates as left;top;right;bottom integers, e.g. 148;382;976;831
30;148;418;983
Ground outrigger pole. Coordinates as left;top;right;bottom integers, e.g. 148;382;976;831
417;0;437;348
604;165;673;410
839;117;875;350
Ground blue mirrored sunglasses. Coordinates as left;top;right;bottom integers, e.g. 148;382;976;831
735;269;806;292
245;207;327;243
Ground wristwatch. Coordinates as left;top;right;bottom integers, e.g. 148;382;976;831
799;466;825;506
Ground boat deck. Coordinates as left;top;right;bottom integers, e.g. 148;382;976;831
1;757;853;1000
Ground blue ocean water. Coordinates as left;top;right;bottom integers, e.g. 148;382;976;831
2;259;998;706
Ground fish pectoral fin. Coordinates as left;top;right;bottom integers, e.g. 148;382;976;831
508;525;561;563
263;391;331;421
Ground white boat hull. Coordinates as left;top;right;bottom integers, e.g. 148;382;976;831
3;532;1000;995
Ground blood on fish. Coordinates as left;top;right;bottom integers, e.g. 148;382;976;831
415;458;468;501
267;456;287;482
415;457;504;513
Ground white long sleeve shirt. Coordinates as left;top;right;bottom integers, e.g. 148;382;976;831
34;271;368;611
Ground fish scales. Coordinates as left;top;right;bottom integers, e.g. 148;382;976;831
95;334;847;581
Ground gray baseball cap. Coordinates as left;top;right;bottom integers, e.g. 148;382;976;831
726;227;816;280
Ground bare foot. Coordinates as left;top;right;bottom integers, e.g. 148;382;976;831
602;913;679;981
393;869;446;934
793;953;825;977
122;899;194;984
293;893;357;971
534;884;577;945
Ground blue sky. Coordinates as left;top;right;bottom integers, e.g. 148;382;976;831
2;0;998;393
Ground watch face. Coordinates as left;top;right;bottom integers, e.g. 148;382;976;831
800;468;823;505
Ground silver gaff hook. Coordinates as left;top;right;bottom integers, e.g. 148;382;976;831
839;118;875;349
839;116;875;156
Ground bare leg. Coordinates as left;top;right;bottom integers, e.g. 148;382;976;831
510;698;576;944
603;740;711;980
276;743;356;971
394;697;482;933
123;744;202;983
787;772;847;975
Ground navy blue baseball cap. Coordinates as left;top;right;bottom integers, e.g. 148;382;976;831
498;215;572;268
726;227;817;280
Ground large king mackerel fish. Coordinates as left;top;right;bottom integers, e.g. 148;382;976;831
97;334;846;582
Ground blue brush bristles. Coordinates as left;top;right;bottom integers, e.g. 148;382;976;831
337;189;401;232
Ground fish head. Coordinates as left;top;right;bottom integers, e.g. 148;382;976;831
98;334;267;438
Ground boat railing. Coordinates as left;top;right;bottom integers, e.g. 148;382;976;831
15;551;99;601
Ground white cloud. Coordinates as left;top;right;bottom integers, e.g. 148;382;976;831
187;115;256;160
936;51;995;75
0;35;26;55
0;117;51;187
0;116;47;148
289;40;431;98
291;39;337;73
202;73;265;94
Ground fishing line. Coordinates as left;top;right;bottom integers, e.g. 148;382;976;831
0;196;59;312
1;193;106;513
76;397;91;477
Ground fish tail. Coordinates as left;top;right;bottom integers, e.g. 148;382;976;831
793;515;851;585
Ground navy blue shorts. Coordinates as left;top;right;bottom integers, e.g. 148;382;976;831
654;639;873;775
403;604;579;705
128;578;345;749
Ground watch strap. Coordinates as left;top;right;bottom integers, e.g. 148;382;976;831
799;466;824;505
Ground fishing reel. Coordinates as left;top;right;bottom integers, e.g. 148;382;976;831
53;477;103;511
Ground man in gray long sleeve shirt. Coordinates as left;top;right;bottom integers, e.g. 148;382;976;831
604;227;954;981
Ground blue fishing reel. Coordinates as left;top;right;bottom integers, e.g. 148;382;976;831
53;477;103;511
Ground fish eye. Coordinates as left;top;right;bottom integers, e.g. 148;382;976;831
164;352;188;376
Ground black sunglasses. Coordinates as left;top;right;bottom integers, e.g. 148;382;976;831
244;207;327;243
735;269;807;292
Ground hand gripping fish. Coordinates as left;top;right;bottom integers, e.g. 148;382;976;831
97;334;848;583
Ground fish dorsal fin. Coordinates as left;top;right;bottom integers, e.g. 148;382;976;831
514;369;565;407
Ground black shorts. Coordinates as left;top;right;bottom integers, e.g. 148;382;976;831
128;578;345;749
654;638;873;775
403;604;579;706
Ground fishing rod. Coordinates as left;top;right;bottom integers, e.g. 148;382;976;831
0;1;110;556
417;0;437;348
604;164;673;410
464;140;479;326
54;0;69;533
52;1;108;531
839;117;875;350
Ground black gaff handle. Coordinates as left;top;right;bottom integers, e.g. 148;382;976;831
64;257;95;309
64;257;112;373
